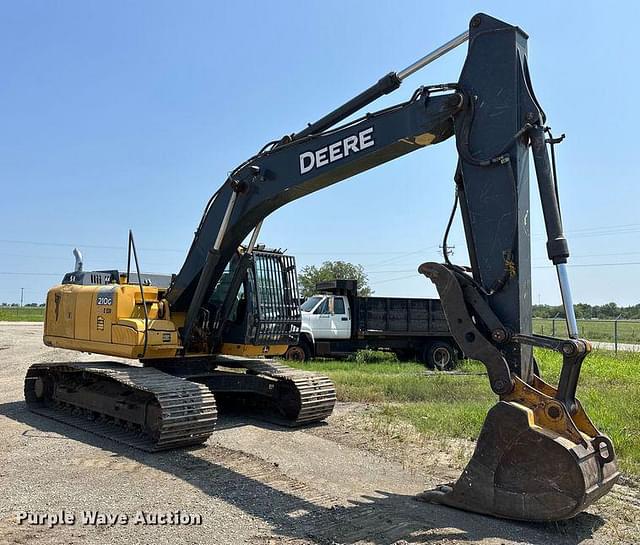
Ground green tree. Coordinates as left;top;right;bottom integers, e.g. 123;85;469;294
298;261;373;297
532;302;640;320
574;303;593;319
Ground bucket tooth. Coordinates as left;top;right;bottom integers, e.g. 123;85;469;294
419;397;619;521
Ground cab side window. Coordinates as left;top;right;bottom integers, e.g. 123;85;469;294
333;297;345;314
314;299;329;314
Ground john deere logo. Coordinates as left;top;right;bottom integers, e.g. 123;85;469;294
298;126;375;174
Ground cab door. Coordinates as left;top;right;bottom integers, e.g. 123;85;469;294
312;297;332;339
328;296;351;339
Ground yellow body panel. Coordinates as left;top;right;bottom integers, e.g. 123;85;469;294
43;283;284;360
43;283;181;359
219;343;288;357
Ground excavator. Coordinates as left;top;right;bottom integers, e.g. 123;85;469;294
24;13;619;522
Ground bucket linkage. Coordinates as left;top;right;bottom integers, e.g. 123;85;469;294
418;263;619;521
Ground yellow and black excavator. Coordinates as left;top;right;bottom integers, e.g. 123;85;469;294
25;13;618;522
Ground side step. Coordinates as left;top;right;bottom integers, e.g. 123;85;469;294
24;362;217;452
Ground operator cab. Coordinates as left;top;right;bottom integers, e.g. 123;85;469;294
208;246;302;348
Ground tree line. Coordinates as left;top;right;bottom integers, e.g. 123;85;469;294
0;303;45;307
533;303;640;320
298;261;639;320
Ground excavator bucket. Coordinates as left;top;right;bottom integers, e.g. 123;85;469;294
418;263;619;521
419;387;619;520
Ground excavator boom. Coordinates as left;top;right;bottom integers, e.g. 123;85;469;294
165;12;619;520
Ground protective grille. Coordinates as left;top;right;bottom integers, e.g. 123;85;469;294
251;251;301;345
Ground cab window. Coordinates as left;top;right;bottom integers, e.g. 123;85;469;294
301;296;322;312
333;297;345;314
314;298;330;314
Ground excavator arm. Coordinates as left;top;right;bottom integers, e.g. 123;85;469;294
164;12;619;521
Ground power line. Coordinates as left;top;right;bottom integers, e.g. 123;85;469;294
0;239;185;253
374;273;419;284
368;261;640;279
532;224;640;239
291;249;438;256
0;272;63;277
534;262;640;269
0;254;179;270
550;222;640;234
2;260;640;282
6;246;640;269
368;270;420;274
0;238;443;259
550;251;640;259
2;221;639;257
362;245;446;268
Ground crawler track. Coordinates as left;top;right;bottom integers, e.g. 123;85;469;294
238;359;336;425
24;362;217;452
23;358;335;452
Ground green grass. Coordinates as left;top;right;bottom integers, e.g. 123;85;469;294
291;350;640;476
347;349;399;364
0;306;45;321
533;318;640;344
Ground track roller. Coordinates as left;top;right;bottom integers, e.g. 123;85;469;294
24;362;217;452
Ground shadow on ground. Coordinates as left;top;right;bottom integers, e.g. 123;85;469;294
0;400;606;545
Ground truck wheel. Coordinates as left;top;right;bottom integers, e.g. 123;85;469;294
424;342;457;371
285;343;310;362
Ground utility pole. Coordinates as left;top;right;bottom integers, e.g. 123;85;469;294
439;244;455;259
20;288;24;307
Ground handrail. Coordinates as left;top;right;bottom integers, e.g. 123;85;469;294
127;230;149;358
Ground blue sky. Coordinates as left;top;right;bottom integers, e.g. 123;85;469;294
1;1;639;305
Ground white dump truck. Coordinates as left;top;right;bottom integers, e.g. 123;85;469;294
285;280;462;368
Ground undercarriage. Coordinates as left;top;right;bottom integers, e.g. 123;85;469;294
25;358;336;451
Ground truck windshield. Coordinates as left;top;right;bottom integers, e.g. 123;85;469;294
301;296;323;312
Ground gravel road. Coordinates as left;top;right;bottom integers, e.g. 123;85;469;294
1;323;638;545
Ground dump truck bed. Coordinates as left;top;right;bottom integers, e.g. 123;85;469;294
356;296;449;337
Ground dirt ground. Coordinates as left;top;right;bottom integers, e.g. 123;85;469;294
1;323;638;545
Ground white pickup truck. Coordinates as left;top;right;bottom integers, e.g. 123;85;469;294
285;280;461;369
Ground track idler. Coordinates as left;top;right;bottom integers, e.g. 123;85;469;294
418;262;619;521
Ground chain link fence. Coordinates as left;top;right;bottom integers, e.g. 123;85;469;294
533;317;640;353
